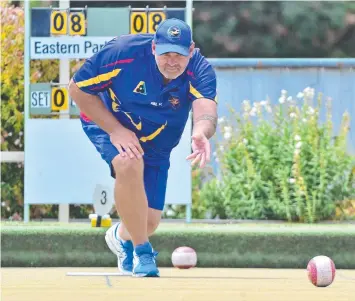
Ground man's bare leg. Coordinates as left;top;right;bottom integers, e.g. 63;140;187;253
112;155;148;247
118;208;162;240
106;156;160;277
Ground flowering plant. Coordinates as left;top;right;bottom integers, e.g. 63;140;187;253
201;88;355;222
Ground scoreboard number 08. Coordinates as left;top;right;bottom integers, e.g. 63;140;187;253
130;11;166;34
50;10;86;36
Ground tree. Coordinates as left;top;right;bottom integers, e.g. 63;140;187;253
1;3;60;218
193;1;355;58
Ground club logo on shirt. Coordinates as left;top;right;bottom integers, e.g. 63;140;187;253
167;26;181;39
133;81;147;95
169;96;180;109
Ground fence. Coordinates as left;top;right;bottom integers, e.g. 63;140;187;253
210;58;355;153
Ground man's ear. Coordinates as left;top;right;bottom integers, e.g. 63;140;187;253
189;42;195;58
152;40;156;55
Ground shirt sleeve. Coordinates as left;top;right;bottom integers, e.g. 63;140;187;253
188;50;218;103
72;38;122;95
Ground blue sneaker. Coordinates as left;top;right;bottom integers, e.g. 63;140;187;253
105;223;133;275
133;242;160;277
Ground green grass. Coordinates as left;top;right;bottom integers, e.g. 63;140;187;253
2;221;355;234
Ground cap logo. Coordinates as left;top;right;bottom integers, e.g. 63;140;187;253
167;26;181;39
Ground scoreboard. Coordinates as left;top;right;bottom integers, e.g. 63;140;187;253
24;5;192;223
29;7;185;116
32;7;184;37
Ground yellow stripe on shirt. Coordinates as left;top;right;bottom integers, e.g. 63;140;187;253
189;83;204;99
109;88;119;101
123;111;142;131
140;121;167;142
76;69;121;88
190;83;218;103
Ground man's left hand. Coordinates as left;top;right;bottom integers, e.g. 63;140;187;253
186;132;211;168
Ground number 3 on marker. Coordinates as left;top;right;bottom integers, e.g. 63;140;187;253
51;87;69;111
50;11;67;35
100;190;107;205
148;12;166;33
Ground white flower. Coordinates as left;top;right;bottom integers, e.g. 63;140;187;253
243;138;248;145
279;96;286;104
215;157;219;163
307;107;315;115
265;105;272;113
302;118;307;123
8;132;13;137
281;89;287;96
287;96;292;102
289;178;296;184
242;100;251;111
303;87;315;100
224;132;232;140
297;92;304;98
217;117;225;124
14;139;20;145
295;141;302;149
253;102;262;114
294;135;301;141
1;202;5;206
219;145;224;151
290;112;297;119
294;149;301;155
223;126;232;133
249;107;257;116
19;131;23;136
242;100;249;105
166;209;174;217
260;101;267;106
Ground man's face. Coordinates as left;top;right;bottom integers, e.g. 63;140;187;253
152;41;195;80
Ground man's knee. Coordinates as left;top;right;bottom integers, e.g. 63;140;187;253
111;155;143;177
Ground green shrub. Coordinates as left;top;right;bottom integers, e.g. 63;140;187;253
202;88;355;222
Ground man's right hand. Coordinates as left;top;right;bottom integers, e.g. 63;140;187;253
109;127;144;159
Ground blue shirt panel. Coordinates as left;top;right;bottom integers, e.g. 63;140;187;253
73;34;217;166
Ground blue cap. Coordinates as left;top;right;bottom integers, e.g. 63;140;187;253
154;18;192;56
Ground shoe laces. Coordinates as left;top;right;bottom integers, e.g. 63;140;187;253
139;251;158;265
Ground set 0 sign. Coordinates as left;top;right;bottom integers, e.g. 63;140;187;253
31;87;69;111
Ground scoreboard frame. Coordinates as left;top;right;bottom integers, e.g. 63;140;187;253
23;1;194;223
